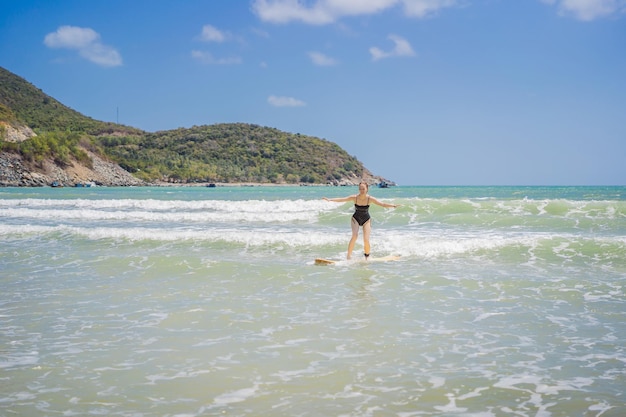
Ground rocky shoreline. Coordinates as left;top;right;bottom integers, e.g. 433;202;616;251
0;151;390;188
0;151;145;187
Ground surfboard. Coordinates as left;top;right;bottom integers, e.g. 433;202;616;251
314;255;401;265
314;258;337;265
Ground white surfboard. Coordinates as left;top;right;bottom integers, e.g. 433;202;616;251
314;255;401;265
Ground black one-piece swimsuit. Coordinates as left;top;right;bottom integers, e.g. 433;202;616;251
352;198;371;226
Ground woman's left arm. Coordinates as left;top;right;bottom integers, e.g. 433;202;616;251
369;196;399;209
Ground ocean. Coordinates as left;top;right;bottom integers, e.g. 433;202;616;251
1;185;625;416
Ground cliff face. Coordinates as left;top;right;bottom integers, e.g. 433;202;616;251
0;115;144;186
0;121;36;143
0;151;145;187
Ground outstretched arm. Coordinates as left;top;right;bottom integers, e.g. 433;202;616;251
323;195;356;203
369;196;399;209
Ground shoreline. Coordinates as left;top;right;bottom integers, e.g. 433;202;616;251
150;181;355;188
1;151;391;188
0;151;389;188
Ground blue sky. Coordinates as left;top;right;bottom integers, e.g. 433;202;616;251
1;0;625;185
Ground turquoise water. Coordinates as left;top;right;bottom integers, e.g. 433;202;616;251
1;185;625;416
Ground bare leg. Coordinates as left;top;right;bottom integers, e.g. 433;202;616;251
362;220;371;259
347;218;359;259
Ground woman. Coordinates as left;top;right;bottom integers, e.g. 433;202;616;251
323;182;398;260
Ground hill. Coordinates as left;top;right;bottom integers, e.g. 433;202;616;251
0;66;388;186
0;67;142;136
102;123;367;184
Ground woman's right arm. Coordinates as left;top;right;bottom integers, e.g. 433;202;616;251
323;195;355;203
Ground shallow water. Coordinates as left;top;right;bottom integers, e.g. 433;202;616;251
1;186;625;416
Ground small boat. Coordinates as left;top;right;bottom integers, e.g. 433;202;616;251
378;181;389;188
206;183;216;188
51;181;63;188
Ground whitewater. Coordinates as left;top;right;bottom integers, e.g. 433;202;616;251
1;185;625;416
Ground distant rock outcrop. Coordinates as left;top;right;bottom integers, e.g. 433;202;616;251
0;150;145;187
0;121;36;142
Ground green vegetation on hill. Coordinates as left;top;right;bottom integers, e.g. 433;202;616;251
0;103;16;122
1;130;93;168
0;66;371;184
101;123;363;183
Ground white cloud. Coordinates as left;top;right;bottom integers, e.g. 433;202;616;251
541;0;626;21
252;0;335;24
191;50;242;65
253;0;624;24
268;95;306;107
251;0;457;24
369;34;416;61
44;25;122;67
401;0;459;18
199;24;228;42
79;43;123;67
44;26;99;48
194;24;243;65
308;51;338;66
